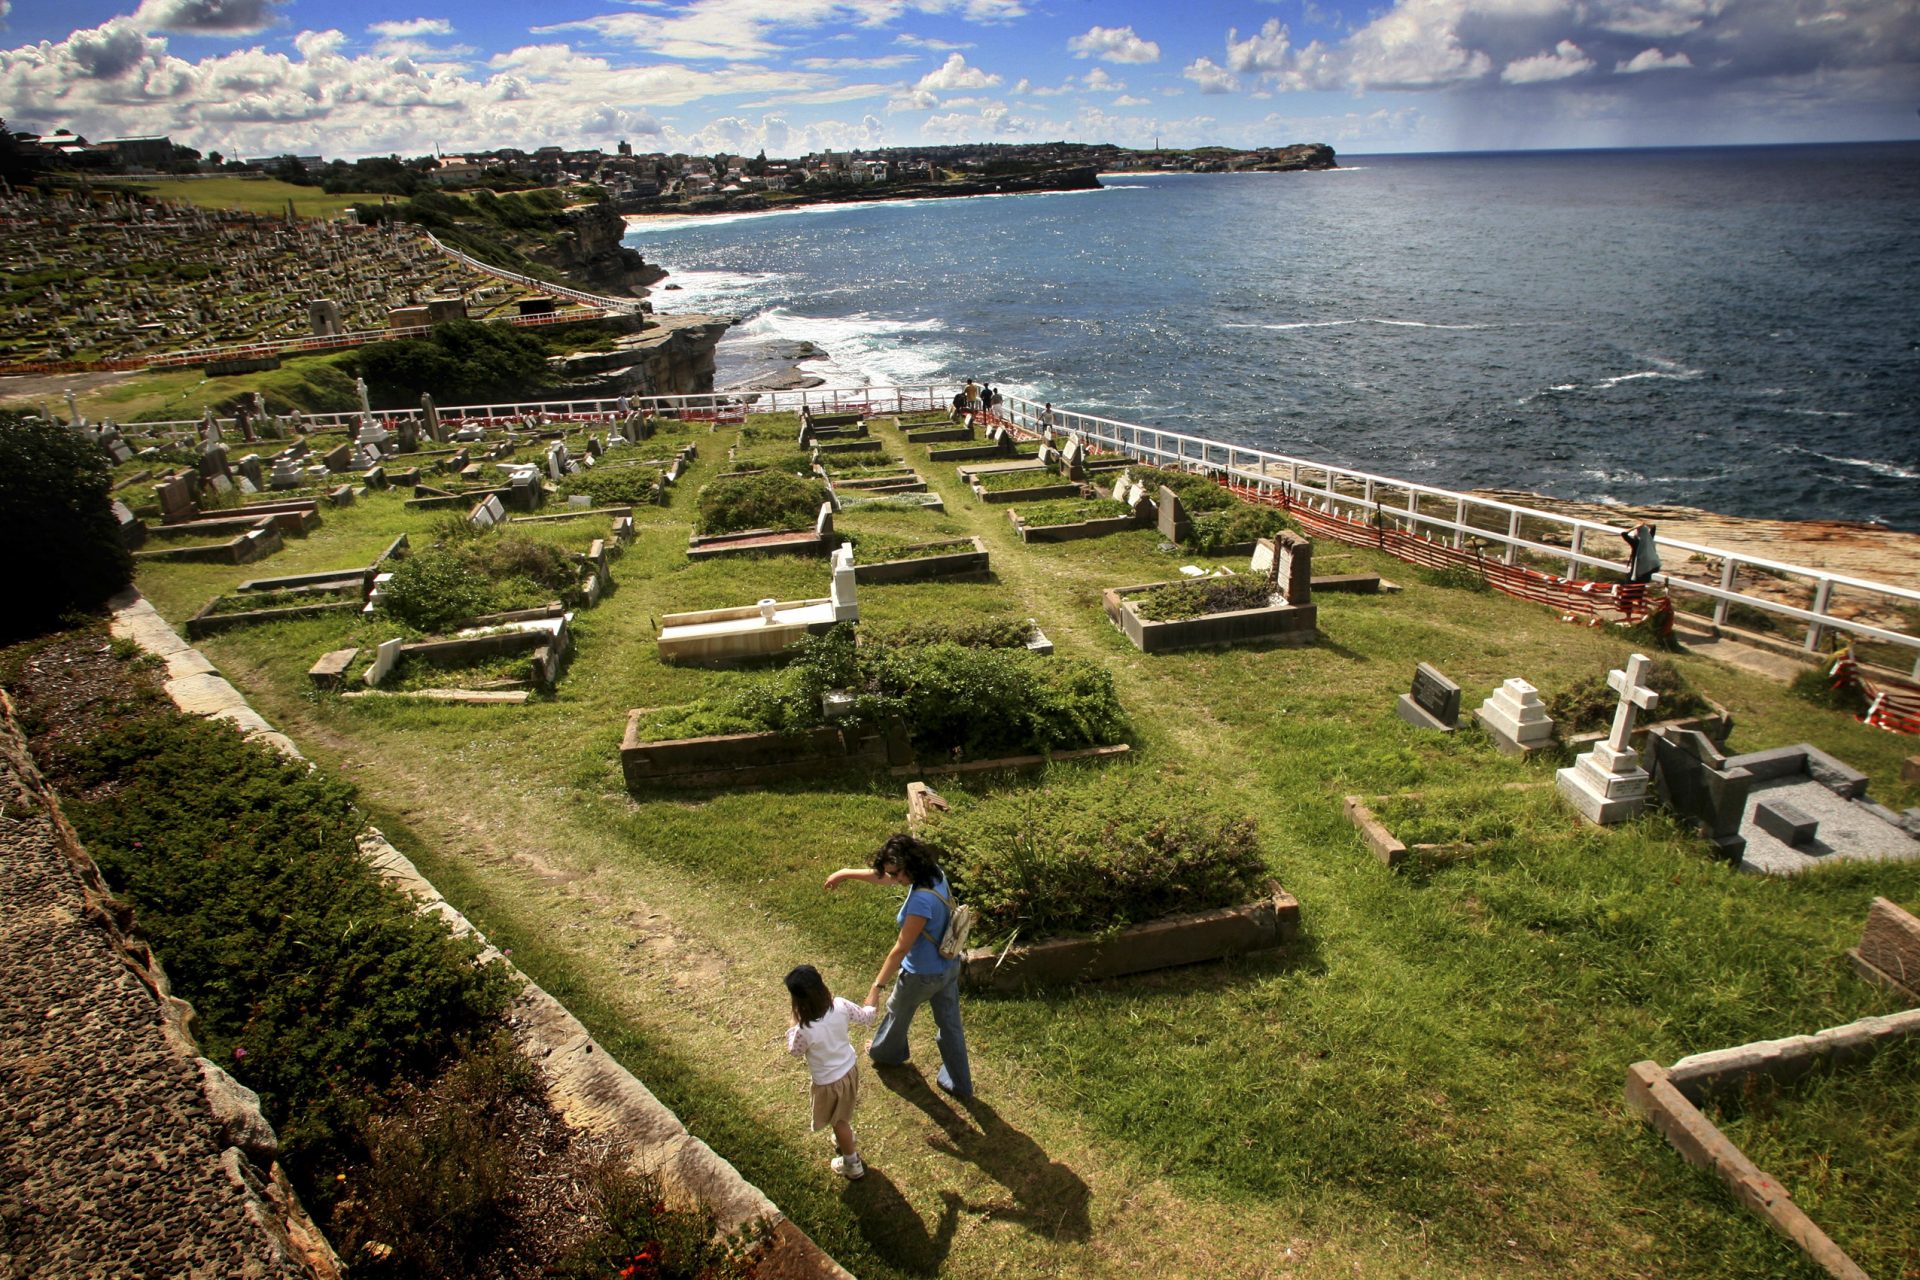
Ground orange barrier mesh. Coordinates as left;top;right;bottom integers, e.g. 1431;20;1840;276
1831;652;1920;736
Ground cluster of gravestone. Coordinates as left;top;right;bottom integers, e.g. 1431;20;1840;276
0;188;535;363
1396;654;1920;874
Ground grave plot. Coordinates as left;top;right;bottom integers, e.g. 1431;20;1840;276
896;408;973;443
908;769;1300;990
725;422;818;476
836;504;992;583
928;427;1043;464
1344;783;1559;871
965;464;1082;505
1127;468;1298;556
349;612;574;702
131;513;284;565
656;545;860;665
1104;532;1318;653
623;622;1128;788
1627;936;1920;1280
818;456;928;495
185;534;411;637
1007;494;1151;544
687;471;835;560
1547;655;1732;751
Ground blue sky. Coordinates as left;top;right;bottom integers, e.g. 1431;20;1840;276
3;0;1915;160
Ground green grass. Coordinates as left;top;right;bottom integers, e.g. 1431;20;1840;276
94;175;393;219
119;411;1920;1280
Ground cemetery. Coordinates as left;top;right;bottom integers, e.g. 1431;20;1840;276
5;394;1920;1280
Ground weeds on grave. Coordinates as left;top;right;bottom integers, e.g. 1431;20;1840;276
1791;663;1868;715
1131;577;1276;622
926;769;1269;942
377;532;575;632
1185;505;1292;555
1017;497;1130;527
1122;466;1237;513
1545;657;1712;732
561;464;666;508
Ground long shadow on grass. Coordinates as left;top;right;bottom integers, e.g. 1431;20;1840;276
837;1166;963;1277
876;1064;1092;1244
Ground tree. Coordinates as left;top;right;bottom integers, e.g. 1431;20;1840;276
710;152;729;178
0;116;44;186
745;149;768;177
0;411;135;642
352;320;554;406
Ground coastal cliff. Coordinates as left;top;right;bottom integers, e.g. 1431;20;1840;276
624;165;1102;216
526;201;667;296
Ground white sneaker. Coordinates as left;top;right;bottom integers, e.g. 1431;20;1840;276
830;1154;866;1180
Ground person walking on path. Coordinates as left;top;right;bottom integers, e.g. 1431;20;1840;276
824;834;972;1098
784;964;878;1179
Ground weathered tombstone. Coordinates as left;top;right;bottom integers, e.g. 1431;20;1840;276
1157;486;1192;543
830;543;859;622
1249;538;1275;576
1396;662;1460;732
1060;435;1087;481
1474;678;1555;757
111;500;144;549
815;502;835;541
1275;530;1313;606
1557;652;1660;825
419;394;441;443
1649;727;1753;859
207;472;234;495
198;442;231;482
321;443;353;473
546;443;569;481
507;471;541;512
269;460;303;490
396;416;419;453
363;637;403;686
236;454;265;489
153;476;196;522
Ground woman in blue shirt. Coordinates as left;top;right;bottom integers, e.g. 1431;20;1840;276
824;833;972;1098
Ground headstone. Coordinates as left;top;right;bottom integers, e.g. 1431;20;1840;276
567;494;593;508
1648;727;1753;859
321;443;353;473
236;454;265;489
468;493;507;529
1157;487;1192;543
309;647;360;691
1249;538;1275;576
198;443;231;481
397;416;419;453
207;473;233;495
508;472;541;512
1474;678;1555;757
1557;652;1660;825
269;460;303;490
154;476;196;521
547;443;569;481
1395;662;1460;732
830;543;858;622
1275;530;1313;606
1060;436;1087;481
420;393;442;443
815;502;834;541
363;637;403;685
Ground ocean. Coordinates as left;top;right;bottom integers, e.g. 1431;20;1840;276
625;143;1920;531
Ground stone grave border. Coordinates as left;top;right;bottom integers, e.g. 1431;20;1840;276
850;536;991;584
904;422;973;444
1343;784;1555;869
1103;580;1316;654
1007;504;1149;544
186;535;412;639
892;742;1128;778
133;516;284;566
902;784;1299;991
621;715;915;789
1625;996;1920;1280
970;475;1082;505
106;593;852;1280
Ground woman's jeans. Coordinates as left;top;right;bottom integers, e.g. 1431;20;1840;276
868;964;971;1096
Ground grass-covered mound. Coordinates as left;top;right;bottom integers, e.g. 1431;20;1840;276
377;528;578;632
1186;504;1293;554
974;468;1071;492
1546;657;1714;731
1017;497;1130;528
638;625;1125;759
1125;465;1237;513
696;472;830;536
558;463;665;508
925;771;1269;943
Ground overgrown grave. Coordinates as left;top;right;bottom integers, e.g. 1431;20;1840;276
316;515;626;701
1104;531;1318;653
186;533;410;638
906;767;1300;990
831;479;988;581
1118;464;1296;556
623;621;1126;788
1007;491;1152;544
687;470;836;560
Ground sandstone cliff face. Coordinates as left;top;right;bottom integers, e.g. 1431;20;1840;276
1249;144;1337;171
528;202;665;297
548;312;731;397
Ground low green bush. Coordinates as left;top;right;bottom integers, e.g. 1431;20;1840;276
377;532;576;632
638;625;1126;759
1790;663;1868;714
1127;465;1236;512
1131;577;1276;622
927;773;1270;942
697;472;830;536
839;531;971;563
1546;658;1713;731
1420;564;1492;593
51;711;518;1212
863;617;1034;649
0;410;134;642
559;464;664;508
1186;505;1292;555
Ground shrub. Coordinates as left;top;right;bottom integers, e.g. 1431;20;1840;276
352;319;554;407
51;711;518;1205
696;472;830;536
0;411;134;642
1186;505;1292;555
1790;663;1868;714
377;533;576;632
1420;564;1492;593
1131;577;1275;622
1545;658;1713;731
928;773;1270;942
559;465;664;508
1128;465;1236;512
550;1158;763;1280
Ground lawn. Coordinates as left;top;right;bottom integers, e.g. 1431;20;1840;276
117;409;1920;1280
96;175;389;220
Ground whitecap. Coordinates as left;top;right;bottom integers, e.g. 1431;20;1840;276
1592;368;1702;389
1784;445;1919;480
720;307;958;389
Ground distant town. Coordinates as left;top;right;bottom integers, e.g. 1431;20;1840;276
2;129;1336;211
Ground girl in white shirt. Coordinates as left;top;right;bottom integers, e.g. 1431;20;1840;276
785;964;878;1179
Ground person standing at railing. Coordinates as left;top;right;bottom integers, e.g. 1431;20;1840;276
1621;523;1662;584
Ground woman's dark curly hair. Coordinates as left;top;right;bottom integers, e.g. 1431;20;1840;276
871;832;944;889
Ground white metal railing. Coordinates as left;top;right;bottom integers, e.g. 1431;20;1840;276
418;231;647;315
122;382;1920;674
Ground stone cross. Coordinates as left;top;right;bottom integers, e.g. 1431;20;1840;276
356;376;372;418
1605;653;1660;753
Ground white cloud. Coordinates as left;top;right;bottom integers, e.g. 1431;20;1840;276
367;18;452;39
1183;56;1237;94
1066;24;1160;64
1083;67;1124;92
1502;39;1594;82
1343;0;1492;89
894;33;972;51
922;100;1026;139
540;0;1027;64
887;87;938;110
1113;94;1150;106
132;0;282;35
1590;0;1717;39
795;52;916;69
914;51;1000;91
1226;19;1293;73
1615;46;1694;71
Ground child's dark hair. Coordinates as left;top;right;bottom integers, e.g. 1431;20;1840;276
871;832;943;889
786;964;832;1027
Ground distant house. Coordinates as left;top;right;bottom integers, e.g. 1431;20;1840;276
101;136;175;170
850;159;888;183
